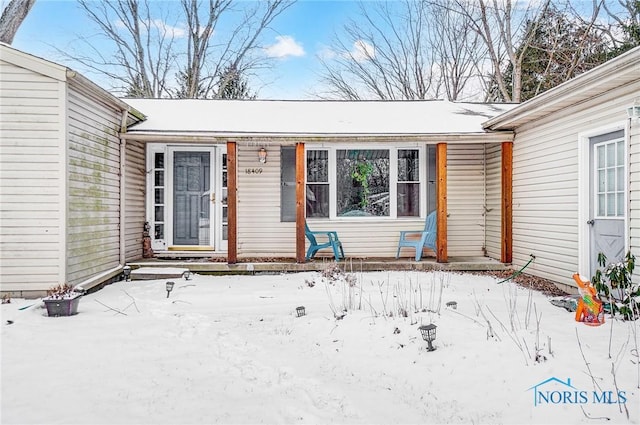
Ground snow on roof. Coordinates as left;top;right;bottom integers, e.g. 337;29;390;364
123;99;517;136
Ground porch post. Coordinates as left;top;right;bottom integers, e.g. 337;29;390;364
501;141;513;264
436;143;448;262
227;141;237;264
295;142;306;263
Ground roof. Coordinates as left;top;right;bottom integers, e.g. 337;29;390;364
122;99;517;138
484;46;640;131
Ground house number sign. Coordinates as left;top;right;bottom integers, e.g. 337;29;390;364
245;168;263;174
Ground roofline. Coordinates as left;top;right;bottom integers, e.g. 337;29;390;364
483;46;640;130
121;131;514;143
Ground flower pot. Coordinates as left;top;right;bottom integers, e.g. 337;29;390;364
43;294;82;317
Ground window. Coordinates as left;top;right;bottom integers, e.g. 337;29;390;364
595;139;625;217
306;147;424;219
337;149;390;217
307;150;330;218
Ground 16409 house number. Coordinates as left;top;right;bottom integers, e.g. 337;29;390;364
245;168;263;174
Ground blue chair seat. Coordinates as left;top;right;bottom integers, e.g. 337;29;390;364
305;223;344;261
396;211;437;261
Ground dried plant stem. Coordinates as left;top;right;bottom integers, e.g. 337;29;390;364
575;328;603;392
94;299;127;316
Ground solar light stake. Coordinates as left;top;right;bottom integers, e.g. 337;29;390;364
122;265;131;282
296;306;306;317
166;281;175;298
419;324;437;351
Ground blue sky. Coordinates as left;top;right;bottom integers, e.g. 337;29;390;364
10;0;364;99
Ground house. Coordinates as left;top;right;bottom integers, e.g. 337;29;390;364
484;45;640;291
2;41;638;298
0;44;144;297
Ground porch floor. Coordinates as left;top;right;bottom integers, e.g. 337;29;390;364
127;255;510;275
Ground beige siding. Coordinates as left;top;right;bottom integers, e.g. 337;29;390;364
124;140;146;261
0;61;65;292
512;80;640;289
484;143;502;260
236;143;493;259
66;81;123;284
237;144;296;256
447;144;487;257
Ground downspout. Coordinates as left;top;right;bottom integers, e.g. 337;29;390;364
119;108;129;267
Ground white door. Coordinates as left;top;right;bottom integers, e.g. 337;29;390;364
589;130;626;273
148;145;227;252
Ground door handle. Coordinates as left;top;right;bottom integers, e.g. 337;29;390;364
210;192;216;203
587;219;594;225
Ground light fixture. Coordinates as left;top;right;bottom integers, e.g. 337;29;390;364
183;270;191;280
296;306;306;317
258;147;267;164
122;265;131;282
627;105;640;120
166;281;175;298
419;324;437;351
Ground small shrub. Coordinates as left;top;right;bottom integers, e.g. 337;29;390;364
46;283;80;300
592;252;640;320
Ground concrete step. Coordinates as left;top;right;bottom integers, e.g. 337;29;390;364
130;267;191;281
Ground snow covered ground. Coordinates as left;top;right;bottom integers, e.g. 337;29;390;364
1;269;638;424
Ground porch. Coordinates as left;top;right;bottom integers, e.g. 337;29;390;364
126;255;510;276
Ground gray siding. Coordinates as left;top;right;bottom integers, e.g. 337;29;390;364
66;81;123;284
512;80;640;289
125;140;146;261
0;61;65;292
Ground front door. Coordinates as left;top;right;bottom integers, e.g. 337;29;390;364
173;151;211;246
589;130;626;274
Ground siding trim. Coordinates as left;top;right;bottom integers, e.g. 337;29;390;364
227;141;237;263
59;79;67;284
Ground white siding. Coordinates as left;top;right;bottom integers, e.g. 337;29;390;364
629;104;640;286
124;140;146;261
66;81;123;284
447;144;488;257
0;61;65;293
484;143;502;260
512;80;640;289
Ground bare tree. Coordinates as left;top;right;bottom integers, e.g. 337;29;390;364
316;1;440;100
0;0;35;44
428;0;484;101
74;0;177;98
66;0;294;98
177;0;292;98
452;0;551;102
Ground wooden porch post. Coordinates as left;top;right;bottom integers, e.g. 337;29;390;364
295;142;306;263
227;141;237;264
501;141;513;264
436;143;448;262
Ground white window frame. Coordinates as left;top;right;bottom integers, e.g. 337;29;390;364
306;144;426;220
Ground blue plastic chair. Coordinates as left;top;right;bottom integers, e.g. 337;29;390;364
396;211;437;261
305;222;344;261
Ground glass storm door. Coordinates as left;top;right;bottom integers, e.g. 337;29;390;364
589;131;626;274
173;151;211;247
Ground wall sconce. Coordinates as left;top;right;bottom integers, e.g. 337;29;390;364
258;147;267;164
627;105;640;120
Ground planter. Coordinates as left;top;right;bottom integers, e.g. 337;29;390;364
43;294;82;317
